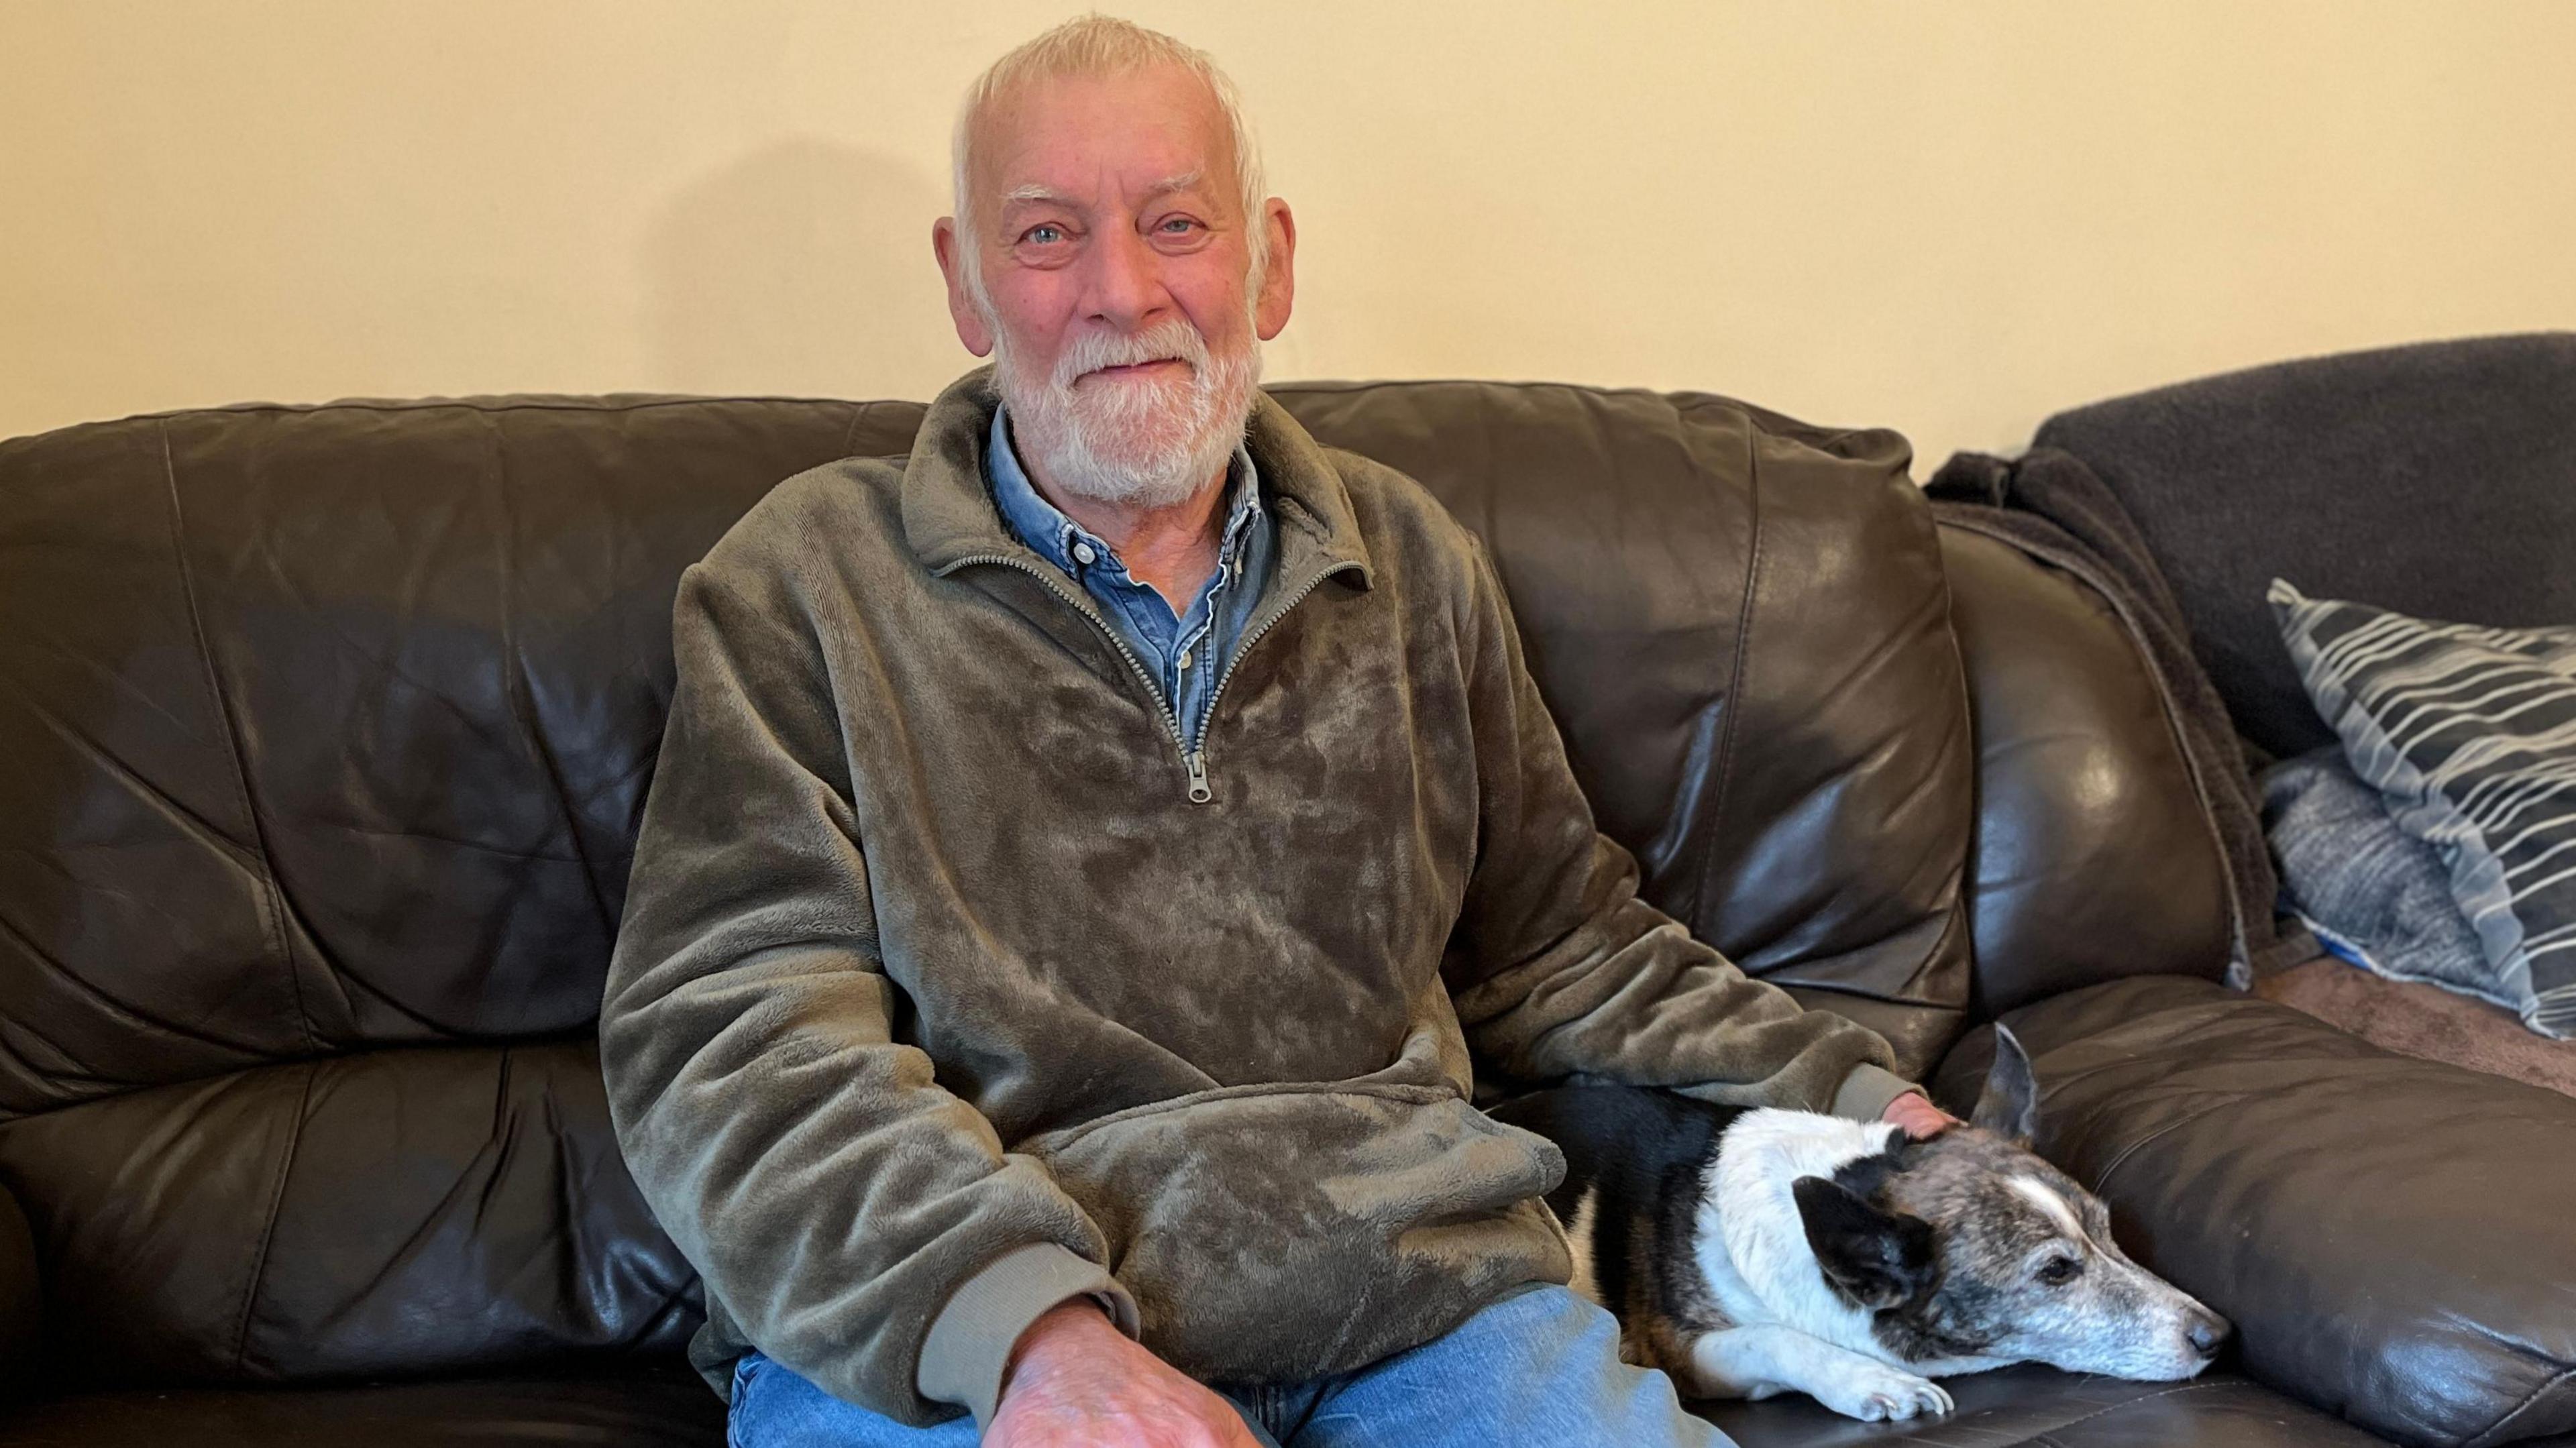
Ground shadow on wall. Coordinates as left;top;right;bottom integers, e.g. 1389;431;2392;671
641;139;963;400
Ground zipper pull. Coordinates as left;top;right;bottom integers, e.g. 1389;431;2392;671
1183;750;1213;805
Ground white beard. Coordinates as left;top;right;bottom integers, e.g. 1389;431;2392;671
990;311;1262;510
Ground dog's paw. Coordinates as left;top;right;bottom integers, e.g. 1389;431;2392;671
1813;1364;1952;1422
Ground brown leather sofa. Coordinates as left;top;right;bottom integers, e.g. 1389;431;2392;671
2;353;2571;1447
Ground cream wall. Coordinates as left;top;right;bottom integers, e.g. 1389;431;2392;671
5;1;2573;469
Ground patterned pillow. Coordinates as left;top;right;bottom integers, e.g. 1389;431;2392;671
2269;581;2576;1038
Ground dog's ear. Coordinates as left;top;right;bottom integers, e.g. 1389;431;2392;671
1793;1176;1937;1311
1971;1023;2041;1148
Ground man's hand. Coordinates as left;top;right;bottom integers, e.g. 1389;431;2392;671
986;1300;1263;1448
1882;1091;1962;1141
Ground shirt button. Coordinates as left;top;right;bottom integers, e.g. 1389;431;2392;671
1177;647;1193;671
1071;542;1097;565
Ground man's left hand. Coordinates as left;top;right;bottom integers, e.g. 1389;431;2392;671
1882;1091;1962;1141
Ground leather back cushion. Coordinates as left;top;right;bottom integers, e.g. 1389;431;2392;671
0;385;1972;1111
2035;331;2576;761
0;381;1976;1379
1272;384;1974;1048
0;398;879;1117
1937;530;2233;1012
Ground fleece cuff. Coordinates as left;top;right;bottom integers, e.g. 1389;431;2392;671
916;1241;1139;1429
1830;1063;1921;1124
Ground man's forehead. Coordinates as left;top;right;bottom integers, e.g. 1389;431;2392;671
972;66;1235;211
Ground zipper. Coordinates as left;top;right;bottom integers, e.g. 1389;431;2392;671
948;551;1359;806
1192;561;1362;792
946;550;1187;750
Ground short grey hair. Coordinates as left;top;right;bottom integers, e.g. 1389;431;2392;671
951;14;1269;304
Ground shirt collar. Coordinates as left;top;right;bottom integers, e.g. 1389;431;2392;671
986;402;1265;579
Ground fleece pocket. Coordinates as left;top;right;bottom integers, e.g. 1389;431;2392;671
1021;1078;1568;1385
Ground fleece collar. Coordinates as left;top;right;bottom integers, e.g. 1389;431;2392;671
898;365;1374;594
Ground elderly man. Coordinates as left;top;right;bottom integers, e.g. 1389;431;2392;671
601;15;1951;1448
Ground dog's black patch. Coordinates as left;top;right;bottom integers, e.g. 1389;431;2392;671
1487;1085;1746;1337
1793;1175;1937;1311
1828;1136;1911;1202
1821;1138;1997;1360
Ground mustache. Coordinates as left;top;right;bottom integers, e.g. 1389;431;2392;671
1053;318;1212;388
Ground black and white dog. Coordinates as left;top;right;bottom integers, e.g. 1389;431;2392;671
1490;1027;2229;1422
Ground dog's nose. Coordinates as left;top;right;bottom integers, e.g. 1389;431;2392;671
2186;1312;2231;1359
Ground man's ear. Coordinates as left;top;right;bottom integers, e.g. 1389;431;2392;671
1970;1024;2041;1148
931;216;994;357
1794;1176;1937;1311
1252;197;1296;341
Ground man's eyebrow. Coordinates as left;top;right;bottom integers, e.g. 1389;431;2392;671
1000;172;1207;209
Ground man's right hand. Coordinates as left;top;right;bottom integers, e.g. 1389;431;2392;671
985;1300;1264;1448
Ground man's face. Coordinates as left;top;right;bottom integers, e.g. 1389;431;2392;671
935;63;1295;508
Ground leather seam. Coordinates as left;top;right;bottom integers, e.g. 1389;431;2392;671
1774;977;1966;1009
477;413;621;948
2003;1380;2243;1445
1693;425;1764;920
2085;1095;2249;1194
839;400;869;457
160;421;319;1053
2465;1359;2576;1448
1922;499;1980;1024
229;1060;317;1375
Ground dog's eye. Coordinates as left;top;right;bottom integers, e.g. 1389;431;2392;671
2035;1255;2082;1286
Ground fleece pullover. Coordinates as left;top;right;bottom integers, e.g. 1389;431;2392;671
599;366;1911;1431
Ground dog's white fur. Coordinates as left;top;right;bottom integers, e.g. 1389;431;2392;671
1672;1109;2010;1421
2009;1174;2089;1241
1562;1184;1605;1308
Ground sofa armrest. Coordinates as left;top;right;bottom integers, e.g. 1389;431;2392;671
1932;977;2576;1448
0;1178;36;1397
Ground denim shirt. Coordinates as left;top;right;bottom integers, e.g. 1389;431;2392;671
987;404;1275;757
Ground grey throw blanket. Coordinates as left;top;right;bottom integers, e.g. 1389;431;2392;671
2260;748;2502;1011
1927;449;2317;983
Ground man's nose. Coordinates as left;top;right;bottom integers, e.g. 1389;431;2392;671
1081;223;1168;331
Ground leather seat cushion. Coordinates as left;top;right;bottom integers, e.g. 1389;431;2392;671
0;1362;724;1447
0;1364;2389;1448
1703;1365;2392;1447
0;1040;696;1387
1934;977;2576;1448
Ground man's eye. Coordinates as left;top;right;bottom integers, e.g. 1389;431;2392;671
1023;225;1064;245
1158;217;1197;233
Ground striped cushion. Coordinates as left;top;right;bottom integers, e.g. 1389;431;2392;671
2269;581;2576;1037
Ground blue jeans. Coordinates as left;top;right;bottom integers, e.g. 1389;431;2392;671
728;1284;1733;1447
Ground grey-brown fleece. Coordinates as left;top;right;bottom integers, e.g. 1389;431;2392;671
598;366;1911;1431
